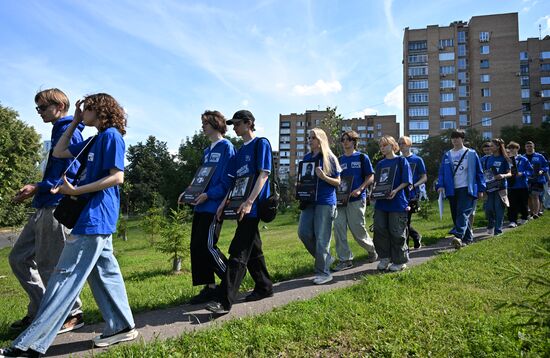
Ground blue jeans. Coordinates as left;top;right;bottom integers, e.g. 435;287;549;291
485;191;505;234
448;187;477;243
298;204;336;277
13;234;134;354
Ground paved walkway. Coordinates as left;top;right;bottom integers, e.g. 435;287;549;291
40;228;496;357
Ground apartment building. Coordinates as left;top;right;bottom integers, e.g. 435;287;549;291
403;12;548;144
278;110;399;181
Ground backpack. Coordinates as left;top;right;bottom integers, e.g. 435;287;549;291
254;137;280;222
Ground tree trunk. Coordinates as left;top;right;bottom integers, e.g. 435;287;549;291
172;256;182;272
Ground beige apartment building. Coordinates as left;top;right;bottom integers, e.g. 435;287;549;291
403;12;550;144
278;110;399;181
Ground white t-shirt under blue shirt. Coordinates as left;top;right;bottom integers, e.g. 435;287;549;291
68;127;125;235
451;147;468;189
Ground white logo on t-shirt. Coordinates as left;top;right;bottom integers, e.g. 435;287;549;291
340;163;348;170
351;162;361;169
88;152;94;162
236;165;249;177
209;153;220;163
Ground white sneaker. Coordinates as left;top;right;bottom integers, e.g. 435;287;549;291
377;258;391;271
508;222;517;228
451;237;463;249
93;328;139;347
389;263;407;272
518;219;527;225
486;228;494;235
313;275;333;285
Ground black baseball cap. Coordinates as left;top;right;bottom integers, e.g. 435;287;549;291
226;110;255;125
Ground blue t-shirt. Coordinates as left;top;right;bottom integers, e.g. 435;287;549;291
68;128;125;235
338;152;373;202
194;139;236;214
525;152;549;184
374;157;412;213
227;137;272;218
403;153;426;199
484;155;511;190
508;155;532;189
303;152;340;206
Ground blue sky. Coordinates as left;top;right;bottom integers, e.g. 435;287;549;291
0;0;548;151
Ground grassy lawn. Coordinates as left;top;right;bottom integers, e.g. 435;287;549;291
0;200;486;346
102;212;549;357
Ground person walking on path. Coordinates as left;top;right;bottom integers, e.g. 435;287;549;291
372;135;412;272
205;110;274;314
524;141;548;219
437;129;485;249
332;130;377;272
1;93;138;358
398;136;427;250
179;111;235;304
506;141;532;227
9;88;84;335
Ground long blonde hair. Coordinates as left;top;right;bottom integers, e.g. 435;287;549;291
309;128;341;176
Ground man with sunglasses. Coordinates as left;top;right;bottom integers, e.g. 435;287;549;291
9;88;85;335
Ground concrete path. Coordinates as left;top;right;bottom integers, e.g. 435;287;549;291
0;230;18;250
41;228;495;357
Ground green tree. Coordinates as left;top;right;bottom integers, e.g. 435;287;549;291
321;106;344;156
418;129;453;196
0;104;41;227
155;206;192;273
500;123;550;154
141;198;165;246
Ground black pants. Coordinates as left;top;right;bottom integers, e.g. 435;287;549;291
190;212;227;286
217;217;272;309
508;188;529;223
406;210;421;246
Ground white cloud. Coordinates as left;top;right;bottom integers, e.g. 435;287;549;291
292;80;342;96
521;0;539;13
383;0;401;38
350;107;378;118
384;84;403;110
241;99;249;106
536;15;550;35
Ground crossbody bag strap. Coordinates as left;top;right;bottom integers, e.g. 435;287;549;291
452;149;468;177
54;135;98;190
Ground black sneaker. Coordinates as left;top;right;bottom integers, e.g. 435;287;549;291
414;236;422;249
0;347;41;357
244;290;274;302
189;286;217;305
9;316;32;331
205;301;230;315
92;327;139;347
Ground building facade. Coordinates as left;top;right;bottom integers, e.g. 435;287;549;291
520;36;550;126
403;12;550;144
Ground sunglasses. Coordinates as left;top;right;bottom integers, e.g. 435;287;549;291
340;137;353;142
35;104;52;112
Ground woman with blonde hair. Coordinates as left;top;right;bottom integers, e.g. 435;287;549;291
298;128;341;284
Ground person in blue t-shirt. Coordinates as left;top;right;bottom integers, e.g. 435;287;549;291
506;141;532;227
205;110;274;315
297;128;341;285
524;141;549;219
8;89;84;336
483;138;512;236
178;111;235;304
372;135;412;272
1;94;138;358
332;130;377;272
398;136;427;250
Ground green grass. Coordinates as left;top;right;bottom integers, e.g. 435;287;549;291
103;213;550;357
0;200;486;346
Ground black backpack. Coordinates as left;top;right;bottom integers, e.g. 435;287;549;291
254;137;280;222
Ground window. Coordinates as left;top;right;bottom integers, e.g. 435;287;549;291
280;121;290;128
280;128;290;135
359;133;367;138
541;63;550;71
542;90;550;97
520;52;529;61
440;93;454;102
439;39;454;48
408;54;428;63
459;100;469;112
296;128;305;134
521;89;530;99
408;66;428;76
479;31;490;42
480;59;490;69
481;88;491;97
280;143;290;150
523;103;531;112
458;31;466;44
440;107;456;116
541;51;550;60
459;114;469;126
458;71;468;84
541;77;550;85
480;74;490;83
520;76;530;87
377;131;382;137
520;64;529;75
409;41;427;51
544;102;550;110
522;114;532;124
280;136;290;143
376;124;382;130
411;134;429;143
409;120;429;130
458;44;466;57
408;107;429;117
459;85;469;97
481;117;492;126
408;80;428;90
296;144;304;150
297;121;305;127
408;92;429;103
439;52;455;61
480;45;490;54
481;102;492;112
483;131;493;139
279;158;290;165
315;119;320;125
279;151;290;158
440;121;456;129
297;136;305;142
458;58;467;70
440;80;456;88
357;125;366;131
296;151;304;158
544;115;550;123
440;65;455;75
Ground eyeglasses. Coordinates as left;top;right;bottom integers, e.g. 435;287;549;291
35;104;52;112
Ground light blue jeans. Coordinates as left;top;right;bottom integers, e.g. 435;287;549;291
298;204;336;277
13;234;134;354
485;191;505;235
